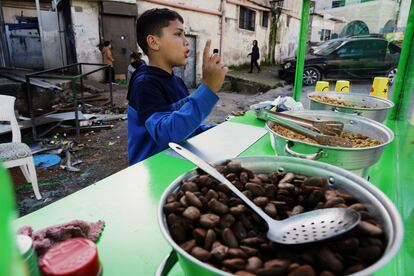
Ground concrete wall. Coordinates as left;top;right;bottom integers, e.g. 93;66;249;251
70;1;103;80
1;1;51;23
223;3;270;66
273;0;302;63
310;15;337;43
315;0;399;34
397;0;412;29
136;0;270;83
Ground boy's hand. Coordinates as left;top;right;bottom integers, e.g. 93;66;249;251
202;39;228;92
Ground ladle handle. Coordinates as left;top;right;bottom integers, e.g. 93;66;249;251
169;143;274;224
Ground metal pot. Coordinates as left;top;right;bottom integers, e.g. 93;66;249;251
308;92;394;122
265;110;393;178
157;156;403;276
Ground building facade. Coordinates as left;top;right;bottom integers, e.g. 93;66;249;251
0;0;271;86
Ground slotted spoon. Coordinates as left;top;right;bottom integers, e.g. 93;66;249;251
262;109;344;136
169;143;361;245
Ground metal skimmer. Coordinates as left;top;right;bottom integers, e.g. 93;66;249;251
169;143;361;245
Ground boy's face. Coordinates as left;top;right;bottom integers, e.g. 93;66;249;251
157;19;189;67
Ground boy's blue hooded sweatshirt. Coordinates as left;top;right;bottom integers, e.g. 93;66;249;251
127;65;219;165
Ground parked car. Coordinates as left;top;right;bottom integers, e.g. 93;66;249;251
279;36;401;86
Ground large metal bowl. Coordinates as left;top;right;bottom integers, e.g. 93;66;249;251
158;156;403;276
265;110;394;178
308;92;394;122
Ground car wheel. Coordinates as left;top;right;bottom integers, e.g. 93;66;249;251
387;67;397;85
303;67;321;86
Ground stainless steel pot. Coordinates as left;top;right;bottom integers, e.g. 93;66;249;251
158;156;403;276
265;110;394;178
308;92;394;122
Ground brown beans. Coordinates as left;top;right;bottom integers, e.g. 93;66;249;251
208;198;229;214
185;191;203;208
182;206;201;221
358;221;383;236
210;244;228;260
199;213;220;228
245;183;265;196
288;265;316;276
264;203;277;218
191;246;210;262
204;229;216;250
222;258;245;270
246;256;263;272
181;181;198;192
164;162;386;275
230;204;247;215
180;239;196;252
318;248;343;273
222;228;239;248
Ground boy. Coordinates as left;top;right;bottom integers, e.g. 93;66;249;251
101;41;115;83
127;8;227;165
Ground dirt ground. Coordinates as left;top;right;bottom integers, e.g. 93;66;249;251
13;77;293;216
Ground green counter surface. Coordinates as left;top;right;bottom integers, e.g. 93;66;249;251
14;112;413;275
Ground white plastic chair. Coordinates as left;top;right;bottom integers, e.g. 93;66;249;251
0;95;42;199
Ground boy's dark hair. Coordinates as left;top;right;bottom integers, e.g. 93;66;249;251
103;41;111;47
136;8;184;55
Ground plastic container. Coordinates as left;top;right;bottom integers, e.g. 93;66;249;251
39;238;102;276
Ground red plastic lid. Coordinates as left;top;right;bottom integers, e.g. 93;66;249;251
39;238;101;276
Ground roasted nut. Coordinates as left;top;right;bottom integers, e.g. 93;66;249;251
204;229;216;250
246;256;263;272
163;202;181;214
227;248;248;259
191;246;211;262
180;239;196;252
183;206;201;221
358;221;383;236
199;214;220;228
222;228;239;248
182;181;199;192
253;196;269;206
230;204;247;215
211;244;228;260
264;203;277;218
304;177;328;187
222;258;245;270
170;223;187;244
245;183;265;197
185;191;203;208
288;265;316;276
220;214;236;229
318;247;343;273
208;198;229;214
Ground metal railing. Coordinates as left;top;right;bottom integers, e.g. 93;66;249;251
25;62;113;142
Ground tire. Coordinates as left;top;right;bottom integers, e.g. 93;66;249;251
303;67;321;86
387;67;397;85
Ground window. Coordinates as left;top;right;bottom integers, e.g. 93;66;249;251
365;40;387;58
337;41;366;58
262;11;269;28
319;29;332;41
239;6;256;31
332;0;345;8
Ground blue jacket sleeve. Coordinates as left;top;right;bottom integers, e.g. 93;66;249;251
144;84;219;147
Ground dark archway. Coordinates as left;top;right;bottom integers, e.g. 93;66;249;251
340;20;370;37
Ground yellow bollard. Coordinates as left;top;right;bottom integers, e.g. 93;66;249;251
334;80;350;92
370;77;389;99
315;81;330;92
